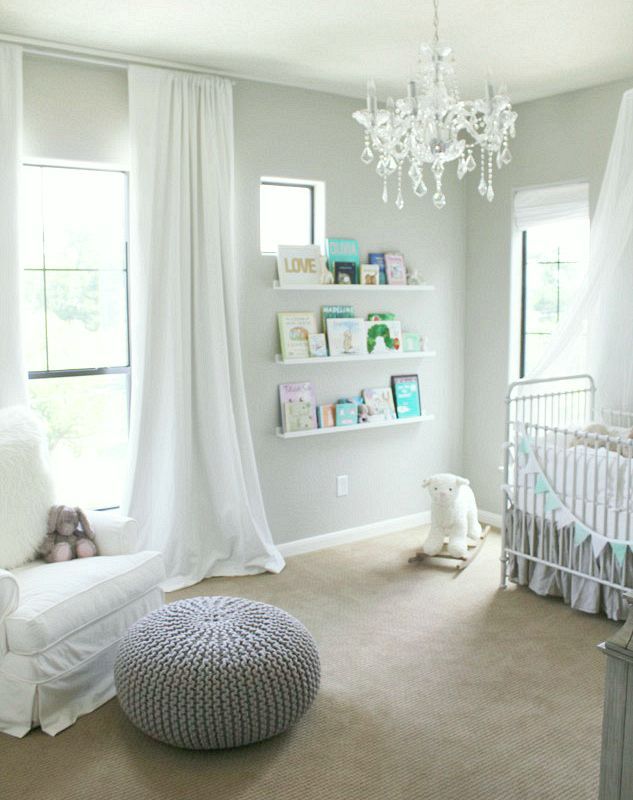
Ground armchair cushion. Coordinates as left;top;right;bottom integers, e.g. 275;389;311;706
0;406;54;570
86;510;141;556
6;551;164;656
0;569;19;621
0;568;19;658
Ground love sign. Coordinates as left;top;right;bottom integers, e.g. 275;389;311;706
277;245;323;286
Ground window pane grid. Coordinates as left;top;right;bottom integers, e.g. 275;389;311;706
520;218;589;377
21;164;130;509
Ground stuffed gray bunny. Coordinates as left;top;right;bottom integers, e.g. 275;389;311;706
40;505;98;563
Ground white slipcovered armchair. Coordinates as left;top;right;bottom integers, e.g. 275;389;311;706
0;512;164;738
0;407;165;738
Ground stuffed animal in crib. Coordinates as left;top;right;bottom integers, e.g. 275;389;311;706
40;505;97;563
421;473;482;559
572;423;633;452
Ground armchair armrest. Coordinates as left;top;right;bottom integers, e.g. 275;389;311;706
0;569;19;658
86;510;141;556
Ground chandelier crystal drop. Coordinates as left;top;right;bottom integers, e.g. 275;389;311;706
352;0;517;209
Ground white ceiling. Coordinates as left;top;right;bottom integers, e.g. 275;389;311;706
1;0;633;104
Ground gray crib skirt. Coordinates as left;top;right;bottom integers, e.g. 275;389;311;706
506;510;630;621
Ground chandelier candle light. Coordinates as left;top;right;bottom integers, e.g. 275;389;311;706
353;0;517;209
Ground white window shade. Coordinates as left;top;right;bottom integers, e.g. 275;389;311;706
514;182;589;229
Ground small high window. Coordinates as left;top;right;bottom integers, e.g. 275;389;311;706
259;178;323;255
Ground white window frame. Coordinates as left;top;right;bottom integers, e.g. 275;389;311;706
22;158;131;508
259;176;325;255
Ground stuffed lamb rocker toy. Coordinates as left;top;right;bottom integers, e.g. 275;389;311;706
421;473;482;559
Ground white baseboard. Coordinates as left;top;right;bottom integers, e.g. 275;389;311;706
478;509;502;529
277;507;501;559
277;511;431;558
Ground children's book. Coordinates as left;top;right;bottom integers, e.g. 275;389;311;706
279;382;317;432
362;387;397;421
385;252;407;285
326;318;367;356
366;320;402;353
317;404;336;428
368;252;387;285
278;312;317;359
276;245;322;287
285;402;314;432
321;305;354;332
334;262;357;285
335;403;358;426
367;312;396;321
308;333;328;358
391;375;421;419
326;238;360;281
360;264;380;285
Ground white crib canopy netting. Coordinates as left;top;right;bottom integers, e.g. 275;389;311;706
524;89;633;413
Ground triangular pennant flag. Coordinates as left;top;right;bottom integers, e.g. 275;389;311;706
556;507;574;527
524;452;540;474
534;474;550;494
544;491;562;512
611;542;627;566
574;522;590;546
518;437;531;455
591;533;609;559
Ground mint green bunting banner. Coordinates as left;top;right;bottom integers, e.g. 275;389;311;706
611;542;628;566
574;522;590;546
544;491;562;512
534;474;550;494
519;437;531;455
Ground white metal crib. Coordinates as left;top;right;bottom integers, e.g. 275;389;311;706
501;374;633;619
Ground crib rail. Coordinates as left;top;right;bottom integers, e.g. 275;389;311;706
506;373;596;431
603;408;633;429
514;422;633;540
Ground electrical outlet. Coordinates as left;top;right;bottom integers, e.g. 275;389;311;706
336;474;349;497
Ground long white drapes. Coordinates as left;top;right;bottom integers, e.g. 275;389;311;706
124;66;284;590
0;44;27;408
529;89;633;412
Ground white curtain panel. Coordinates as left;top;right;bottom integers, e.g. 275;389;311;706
0;44;27;408
529;89;633;411
125;66;284;590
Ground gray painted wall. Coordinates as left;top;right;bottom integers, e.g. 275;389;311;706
25;54;631;537
233;80;466;543
23;58;467;544
462;76;633;513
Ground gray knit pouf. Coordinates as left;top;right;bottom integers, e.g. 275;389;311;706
114;596;320;749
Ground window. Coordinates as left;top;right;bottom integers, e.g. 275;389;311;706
260;179;323;255
519;217;590;377
21;164;130;509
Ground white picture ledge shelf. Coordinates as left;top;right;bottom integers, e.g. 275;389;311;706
276;414;434;439
272;280;435;292
275;351;436;365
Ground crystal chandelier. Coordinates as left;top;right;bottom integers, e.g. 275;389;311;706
352;0;517;209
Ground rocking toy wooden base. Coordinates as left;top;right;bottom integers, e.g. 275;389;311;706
408;526;491;572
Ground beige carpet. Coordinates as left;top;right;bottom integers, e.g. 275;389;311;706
1;528;618;800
